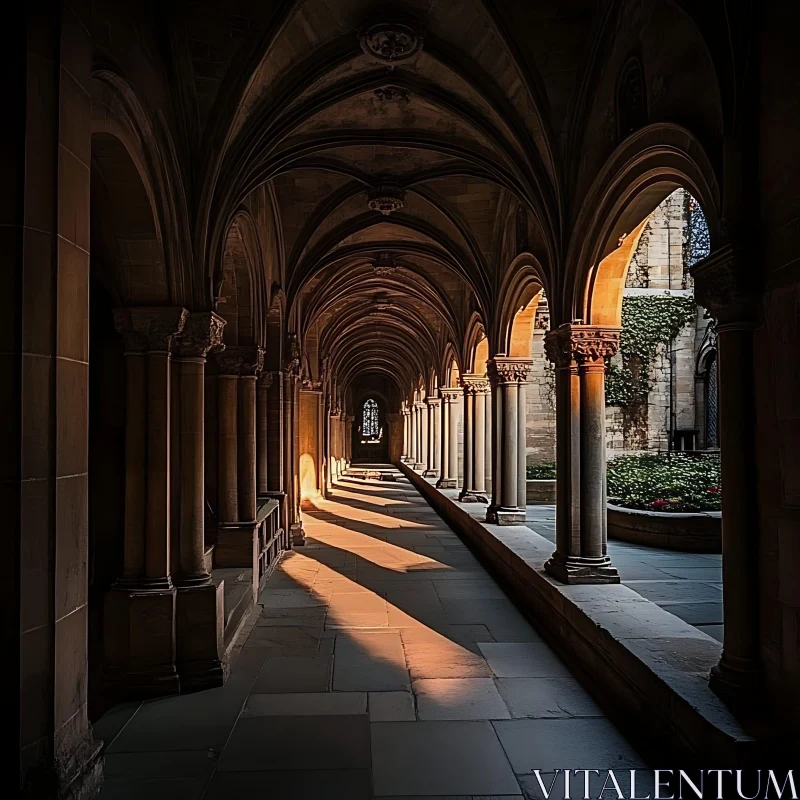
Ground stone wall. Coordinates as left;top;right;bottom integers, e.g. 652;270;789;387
525;328;556;465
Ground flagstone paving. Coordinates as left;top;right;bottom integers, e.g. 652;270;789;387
96;466;647;799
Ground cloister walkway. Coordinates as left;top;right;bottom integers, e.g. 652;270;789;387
96;468;649;799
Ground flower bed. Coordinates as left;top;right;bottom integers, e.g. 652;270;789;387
606;452;721;512
526;461;556;480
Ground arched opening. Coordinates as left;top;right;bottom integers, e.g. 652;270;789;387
352;394;389;463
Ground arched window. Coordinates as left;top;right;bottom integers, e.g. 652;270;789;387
705;351;719;448
362;398;379;439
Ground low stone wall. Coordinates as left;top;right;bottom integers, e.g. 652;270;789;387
397;461;764;765
608;504;721;553
526;478;556;504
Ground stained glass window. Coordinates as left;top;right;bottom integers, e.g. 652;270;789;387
363;398;379;439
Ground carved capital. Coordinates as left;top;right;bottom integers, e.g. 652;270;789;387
690;244;759;325
215;345;264;377
545;325;620;366
462;374;490;394
425;397;441;407
258;371;274;389
487;358;532;385
440;388;462;403
116;307;188;353
284;333;301;375
174;311;226;358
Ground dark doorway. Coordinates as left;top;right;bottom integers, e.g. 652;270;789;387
352;396;389;463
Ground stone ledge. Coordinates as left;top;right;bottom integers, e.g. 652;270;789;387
397;461;766;765
608;503;722;553
526;478;556;504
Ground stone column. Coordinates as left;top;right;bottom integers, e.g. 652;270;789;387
216;358;239;524
544;326;584;582
460;376;489;502
410;402;418;466
284;368;305;545
401;407;409;460
438;389;461;488
415;401;427;469
484;388;493;494
692;245;761;699
237;348;264;522
424;398;441;476
517;376;528;510
105;307;188;700
486;359;530;525
257;372;272;496
172;312;226;690
174;312;225;584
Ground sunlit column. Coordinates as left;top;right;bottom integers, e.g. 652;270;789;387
415;400;428;469
424;398;440;476
459;375;489;502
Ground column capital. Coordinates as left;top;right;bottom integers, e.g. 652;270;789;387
462;374;490;394
115;306;189;353
258;370;274;389
425;396;442;407
690;243;760;326
545;324;620;366
215;345;264;377
414;400;427;410
439;387;462;402
487;358;532;385
174;311;226;358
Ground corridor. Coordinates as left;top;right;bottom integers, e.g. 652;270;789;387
96;468;648;799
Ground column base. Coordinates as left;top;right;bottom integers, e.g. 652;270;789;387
544;554;620;584
290;521;306;546
103;586;180;700
422;469;438;477
413;462;426;471
458;489;489;503
436;478;458;489
176;582;226;692
486;505;526;525
709;654;761;705
22;730;104;800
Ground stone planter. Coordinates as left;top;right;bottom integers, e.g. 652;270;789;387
526;479;556;504
607;503;722;553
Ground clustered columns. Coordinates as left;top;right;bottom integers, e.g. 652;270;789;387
543;325;620;583
256;371;273;495
692;245;761;700
423;397;442;477
214;345;265;568
436;388;461;489
106;307;227;696
401;405;412;462
414;400;428;470
459;375;490;503
486;358;531;524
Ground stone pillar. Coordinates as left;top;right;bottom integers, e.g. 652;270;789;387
216;368;239;525
414;401;427;469
692;245;761;699
517;377;528;510
542;325;620;583
484;388;493;494
424;398;441;476
174;312;225;584
486;359;531;525
105;307;188;700
460;376;490;502
410;402;418;466
437;389;461;488
238;351;264;523
257;372;272;496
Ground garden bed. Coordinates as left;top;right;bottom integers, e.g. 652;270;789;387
607;503;721;552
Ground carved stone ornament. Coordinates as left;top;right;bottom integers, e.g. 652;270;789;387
368;184;405;216
487;358;532;384
360;22;423;63
259;371;274;389
690;243;758;325
462;376;490;394
116;306;189;353
373;251;399;276
570;326;621;363
544;327;570;368
285;333;302;375
440;387;462;402
374;86;411;103
216;345;264;377
174;311;226;358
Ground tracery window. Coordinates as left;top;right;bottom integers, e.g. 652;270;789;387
362;398;379;439
705;351;719;448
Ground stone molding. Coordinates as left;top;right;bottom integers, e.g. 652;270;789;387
215;345;264;377
690;243;759;325
487;358;532;384
425;396;442;406
115;306;189;353
544;324;620;366
439;387;462;403
360;22;423;62
461;374;490;394
174;311;226;358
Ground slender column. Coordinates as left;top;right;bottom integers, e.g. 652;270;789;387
436;391;453;488
544;326;583;581
449;392;460;485
459;376;489;502
409;403;417;465
174;312;225;584
486;359;530;525
432;399;442;472
517;377;528;510
113;316;148;582
424;398;441;476
484;388;493;493
130;308;188;588
257;372;272;495
415;401;427;469
402;408;410;460
692;245;761;698
216;359;239;524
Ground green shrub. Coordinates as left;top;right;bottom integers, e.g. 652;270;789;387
606;452;721;512
526;461;556;480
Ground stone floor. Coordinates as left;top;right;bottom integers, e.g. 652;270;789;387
523;506;724;642
95;467;650;799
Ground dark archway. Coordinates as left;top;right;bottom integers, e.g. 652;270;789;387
352;395;389;463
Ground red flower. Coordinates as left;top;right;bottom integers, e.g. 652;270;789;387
707;486;719;494
651;499;670;509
